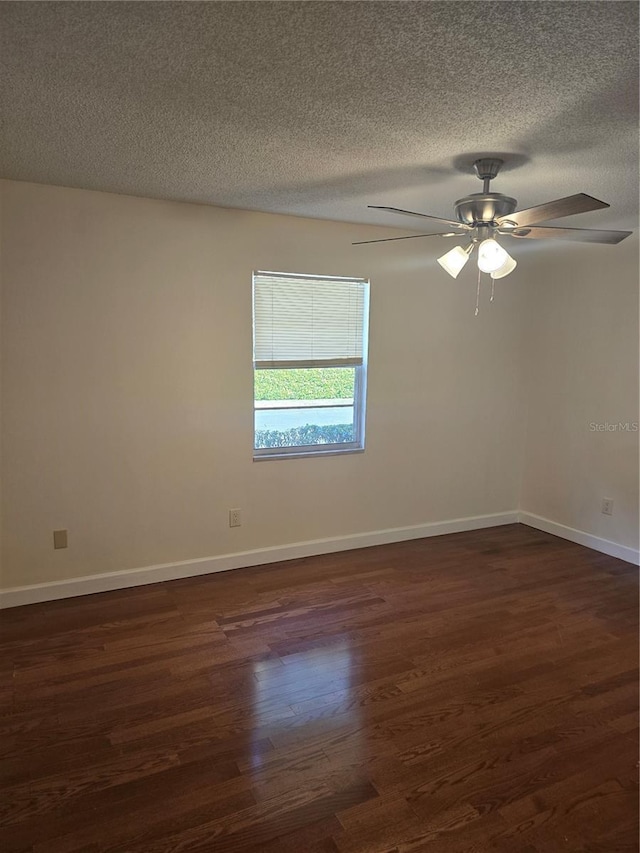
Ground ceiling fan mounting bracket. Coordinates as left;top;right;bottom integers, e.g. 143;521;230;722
473;158;504;182
473;158;504;192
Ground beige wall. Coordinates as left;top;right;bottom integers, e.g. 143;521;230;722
520;235;639;551
0;182;3;584
2;180;637;593
1;180;527;589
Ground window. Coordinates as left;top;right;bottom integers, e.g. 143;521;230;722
253;270;369;459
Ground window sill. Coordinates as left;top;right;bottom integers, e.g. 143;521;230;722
253;447;365;461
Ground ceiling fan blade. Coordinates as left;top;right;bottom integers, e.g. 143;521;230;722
497;193;609;228
498;225;632;244
352;232;460;245
368;205;468;230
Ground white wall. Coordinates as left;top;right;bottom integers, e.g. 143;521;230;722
0;180;526;590
519;235;639;553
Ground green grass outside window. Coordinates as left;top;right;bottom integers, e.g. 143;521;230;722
254;367;355;401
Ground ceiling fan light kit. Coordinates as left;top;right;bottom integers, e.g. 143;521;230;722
357;157;632;313
436;244;473;278
490;254;517;280
476;238;511;274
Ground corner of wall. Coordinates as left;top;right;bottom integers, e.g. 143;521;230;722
518;235;640;558
0;180;4;589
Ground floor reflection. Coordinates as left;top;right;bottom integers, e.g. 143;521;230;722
248;639;363;771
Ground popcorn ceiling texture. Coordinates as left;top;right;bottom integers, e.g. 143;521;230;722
1;1;638;229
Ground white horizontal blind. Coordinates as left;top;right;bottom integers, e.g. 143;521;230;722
254;271;366;368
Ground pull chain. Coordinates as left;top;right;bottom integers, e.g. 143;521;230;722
490;276;495;303
475;268;481;316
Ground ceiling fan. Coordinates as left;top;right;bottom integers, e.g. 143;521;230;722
354;158;632;290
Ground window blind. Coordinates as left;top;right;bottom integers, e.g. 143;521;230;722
253;271;367;368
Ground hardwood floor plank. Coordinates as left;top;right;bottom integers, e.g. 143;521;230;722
124;780;377;853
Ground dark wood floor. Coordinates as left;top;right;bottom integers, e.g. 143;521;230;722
0;524;638;853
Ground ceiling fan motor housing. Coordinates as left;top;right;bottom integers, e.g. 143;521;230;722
454;192;518;226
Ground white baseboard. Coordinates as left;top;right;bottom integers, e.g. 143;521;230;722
519;511;640;566
0;511;518;609
4;509;634;609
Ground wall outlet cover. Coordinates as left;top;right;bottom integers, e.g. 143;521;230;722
53;529;68;549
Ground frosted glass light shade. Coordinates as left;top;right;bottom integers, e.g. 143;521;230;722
477;239;509;273
490;255;517;279
437;245;472;279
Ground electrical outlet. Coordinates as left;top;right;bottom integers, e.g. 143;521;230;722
53;529;68;549
601;498;614;516
229;509;242;528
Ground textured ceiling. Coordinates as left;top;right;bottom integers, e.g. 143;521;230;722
1;1;638;232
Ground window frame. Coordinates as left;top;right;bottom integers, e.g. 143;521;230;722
252;271;369;461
